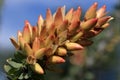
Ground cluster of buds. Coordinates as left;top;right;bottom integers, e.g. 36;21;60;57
10;2;113;75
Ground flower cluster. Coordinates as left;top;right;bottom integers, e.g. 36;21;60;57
5;2;113;80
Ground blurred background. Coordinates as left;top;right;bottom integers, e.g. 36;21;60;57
0;0;120;80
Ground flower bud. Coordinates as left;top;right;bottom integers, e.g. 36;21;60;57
33;63;44;74
65;8;74;22
96;16;111;27
57;47;67;56
19;36;25;50
96;5;107;18
71;7;81;22
80;18;98;31
10;37;19;50
23;20;32;43
38;15;44;35
71;32;83;42
54;7;63;26
46;8;53;29
101;23;109;29
24;43;33;56
47;56;65;64
65;42;84;50
84;2;98;20
32;26;38;41
32;37;40;52
35;48;47;59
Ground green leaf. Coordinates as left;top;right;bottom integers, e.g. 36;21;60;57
14;50;26;63
4;65;12;72
7;58;23;68
18;73;24;80
24;74;29;79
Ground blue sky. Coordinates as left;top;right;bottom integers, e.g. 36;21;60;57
0;0;118;50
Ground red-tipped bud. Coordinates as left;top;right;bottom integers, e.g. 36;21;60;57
57;47;67;56
65;8;74;22
97;5;107;18
71;7;81;22
84;2;98;20
24;43;33;56
80;18;98;31
38;15;44;35
96;16;111;27
23;20;32;43
46;8;53;29
19;36;25;50
33;63;44;74
32;37;40;52
35;48;47;59
65;41;84;50
54;7;63;26
47;56;65;64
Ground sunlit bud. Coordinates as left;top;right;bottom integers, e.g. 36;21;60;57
48;23;55;35
97;5;107;18
54;7;63;26
68;20;80;32
24;43;33;56
96;16;111;27
46;8;53;29
17;31;22;42
71;32;83;42
57;47;67;56
101;23;109;29
65;42;84;50
80;18;98;31
65;8;74;22
57;20;68;34
22;20;32;43
38;15;44;35
33;63;44;74
35;48;46;59
47;56;65;64
45;34;54;47
32;26;38;42
10;37;20;50
84;2;98;20
19;36;25;50
71;7;81;22
32;37;40;52
61;6;66;19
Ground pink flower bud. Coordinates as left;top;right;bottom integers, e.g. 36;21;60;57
48;56;65;64
24;43;33;56
97;5;107;18
37;15;44;35
22;20;32;43
33;63;44;74
65;8;74;22
65;42;84;50
35;48;47;59
80;18;98;31
54;7;63;26
57;47;67;56
96;16;111;27
32;37;40;52
84;2;98;20
46;8;53;29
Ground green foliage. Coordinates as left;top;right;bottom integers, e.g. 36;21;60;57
4;51;45;80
